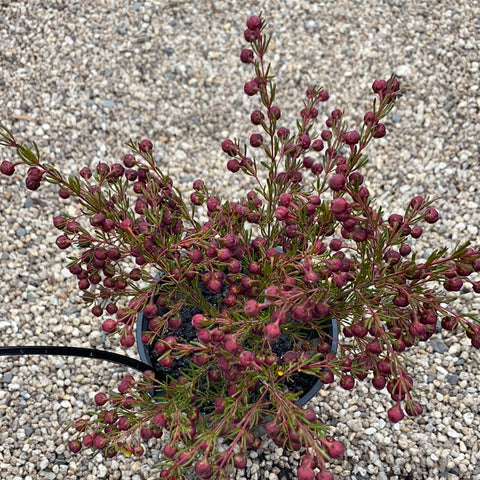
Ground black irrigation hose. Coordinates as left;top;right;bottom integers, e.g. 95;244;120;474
0;346;153;373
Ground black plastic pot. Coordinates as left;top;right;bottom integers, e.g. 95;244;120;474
136;311;338;407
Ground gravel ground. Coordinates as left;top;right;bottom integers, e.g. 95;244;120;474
0;1;479;479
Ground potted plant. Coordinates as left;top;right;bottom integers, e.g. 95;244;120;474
1;14;479;480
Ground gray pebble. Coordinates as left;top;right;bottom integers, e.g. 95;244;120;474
23;198;34;208
430;338;449;353
26;292;37;302
447;374;459;385
65;306;79;315
102;100;116;108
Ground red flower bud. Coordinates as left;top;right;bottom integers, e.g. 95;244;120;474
297;466;315;480
328;174;346;191
250;109;265;125
68;440;82;453
221;139;239;157
240;48;254;64
268;106;281;120
0;160;15;176
404;400;423;417
372;79;387;93
344;130;360;145
330;197;348;214
244;80;260;96
233;453;247;469
195;461;213;479
425;207;439;223
326;440;345;459
250;133;263;147
373;123;386;138
410;195;424;209
246;15;262;30
387;403;405;423
139;139;153;152
55;235;71;249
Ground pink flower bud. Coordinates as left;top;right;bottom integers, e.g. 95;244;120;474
410;195;424;209
102;318;117;333
163;443;177;459
239;350;255;366
244;80;260;96
330;197;348;214
298;134;311;149
344;130;360;145
221;139;239;156
297;466;315;480
120;333;135;348
233;453;247;469
264;321;281;340
0;160;15;176
195;461;213;479
268;106;281;120
244;299;261;317
240;48;254;64
328;174;346;191
246;15;262;30
387;403;405;423
250;133;263;147
274;205;289;220
55;235;71;250
68;440;82;453
321;129;332;141
227;159;241;172
152;412;166;429
277;126;290;140
404;400;423;417
139;139;153;152
327;440;345;459
250;109;265;125
312;139;324;151
373;123;386;138
372;79;387;93
92;434;109;450
425;207;439;223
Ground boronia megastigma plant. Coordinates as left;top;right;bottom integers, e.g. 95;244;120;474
1;14;479;480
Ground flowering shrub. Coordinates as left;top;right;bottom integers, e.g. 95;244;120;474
1;14;480;480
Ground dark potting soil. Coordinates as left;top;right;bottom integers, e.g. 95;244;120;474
139;280;322;404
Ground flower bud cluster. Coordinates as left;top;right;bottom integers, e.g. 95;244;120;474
68;374;164;459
